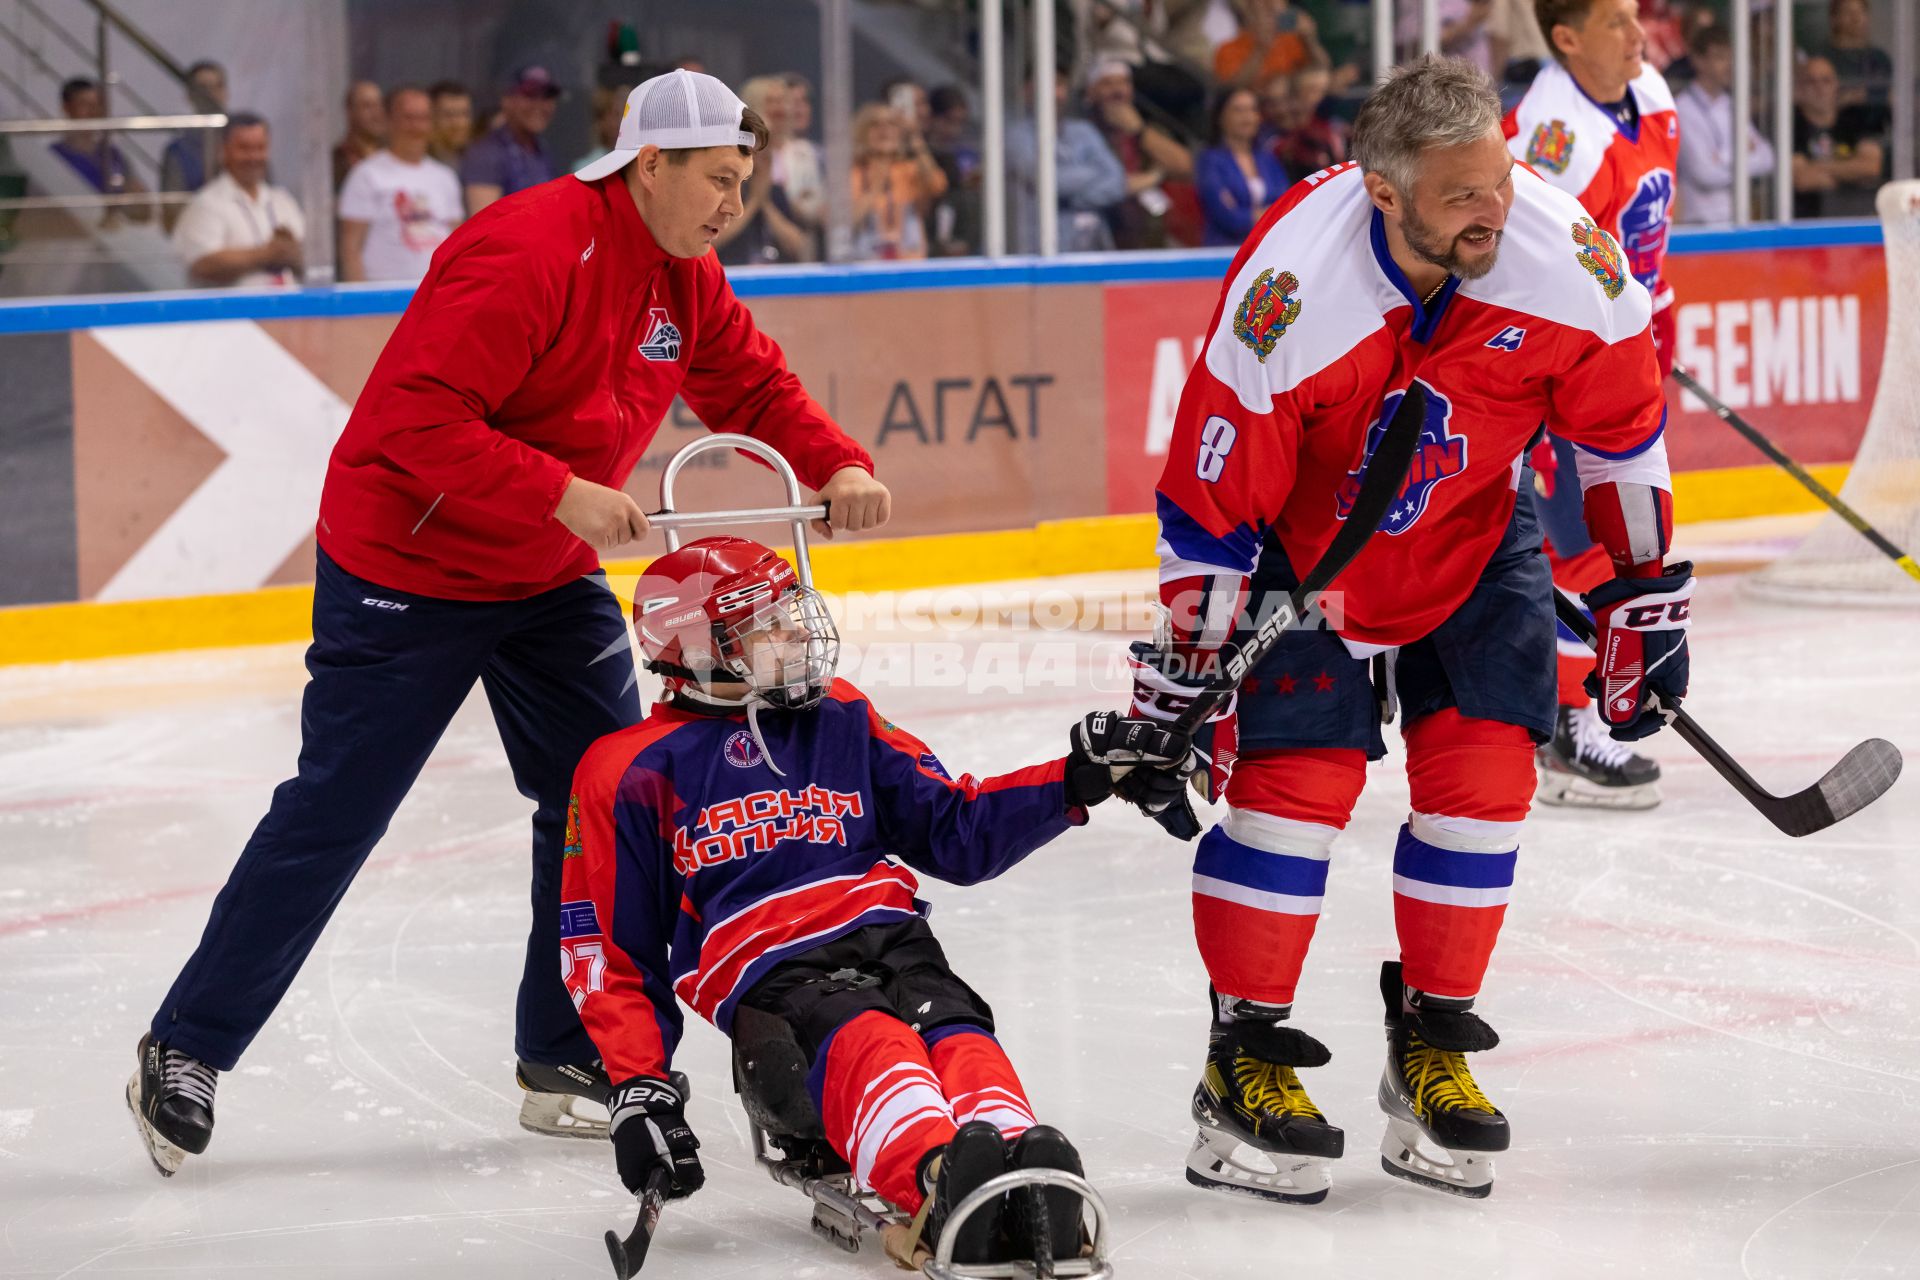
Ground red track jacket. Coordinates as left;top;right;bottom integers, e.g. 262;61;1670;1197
317;173;872;601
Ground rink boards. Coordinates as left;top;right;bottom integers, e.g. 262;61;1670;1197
0;222;1886;643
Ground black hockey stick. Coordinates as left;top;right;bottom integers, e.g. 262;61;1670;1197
1551;587;1901;836
1169;382;1431;738
1671;364;1920;583
604;1168;671;1280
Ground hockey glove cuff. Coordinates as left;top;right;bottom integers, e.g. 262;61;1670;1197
1128;639;1237;806
609;1075;704;1199
1065;710;1194;807
1583;561;1694;742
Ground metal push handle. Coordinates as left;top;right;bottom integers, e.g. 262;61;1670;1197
926;1168;1113;1279
654;433;822;589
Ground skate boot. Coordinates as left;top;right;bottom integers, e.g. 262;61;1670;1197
1376;961;1509;1199
895;1120;1011;1269
1186;994;1345;1205
515;1059;612;1138
126;1033;217;1177
1007;1124;1089;1261
1536;702;1661;810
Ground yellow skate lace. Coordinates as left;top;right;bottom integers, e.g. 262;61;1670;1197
1234;1055;1325;1122
1400;1035;1495;1121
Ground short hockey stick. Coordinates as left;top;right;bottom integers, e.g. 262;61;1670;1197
1671;364;1920;584
1170;382;1430;738
604;1168;671;1280
1551;587;1901;836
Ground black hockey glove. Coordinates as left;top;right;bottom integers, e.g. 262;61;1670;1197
1065;710;1194;807
609;1075;704;1200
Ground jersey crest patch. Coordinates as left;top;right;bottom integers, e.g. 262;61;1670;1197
1571;218;1627;301
1335;383;1467;536
724;729;765;768
1525;120;1576;174
562;792;584;859
638;307;683;361
1232;268;1302;362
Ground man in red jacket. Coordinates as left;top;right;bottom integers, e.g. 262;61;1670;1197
129;69;890;1177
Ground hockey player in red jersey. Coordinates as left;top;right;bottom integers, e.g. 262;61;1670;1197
560;536;1186;1265
1126;57;1692;1201
1505;0;1680;808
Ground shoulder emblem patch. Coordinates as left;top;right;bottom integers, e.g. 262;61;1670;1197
1525;119;1576;174
1232;267;1302;363
1571;217;1627;301
562;792;584;859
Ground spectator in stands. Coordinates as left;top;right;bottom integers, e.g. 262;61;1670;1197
1792;54;1886;219
428;81;474;170
925;84;981;255
716;76;815;265
772;72;826;247
1006;71;1129;253
51;77;151;223
880;76;933;138
1214;0;1326;91
1817;0;1893;122
1659;3;1720;86
161;59;227;212
1268;63;1349;177
331;81;386;191
461;65;561;215
1636;0;1687;72
1487;0;1550;102
1674;25;1774;224
848;100;947;259
1398;0;1495;75
337;86;463;284
1195;86;1289;246
1084;0;1212;137
575;83;633;173
1084;57;1194;250
173;113;304;288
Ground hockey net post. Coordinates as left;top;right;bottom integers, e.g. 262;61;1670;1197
1746;182;1920;603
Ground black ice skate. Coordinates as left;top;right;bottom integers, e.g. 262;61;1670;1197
1536;702;1662;809
913;1120;1012;1267
126;1032;217;1177
1007;1124;1090;1261
1376;962;1509;1199
515;1058;612;1139
1186;996;1344;1205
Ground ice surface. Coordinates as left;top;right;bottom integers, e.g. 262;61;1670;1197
1;570;1916;1279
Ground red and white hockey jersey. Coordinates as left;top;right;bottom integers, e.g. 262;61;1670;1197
1154;162;1671;652
1503;61;1679;310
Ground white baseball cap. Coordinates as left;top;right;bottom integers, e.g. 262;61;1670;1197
574;69;757;182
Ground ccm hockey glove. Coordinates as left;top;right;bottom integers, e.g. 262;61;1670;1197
1583;561;1694;741
609;1076;704;1199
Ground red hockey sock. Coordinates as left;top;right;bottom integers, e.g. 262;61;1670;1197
925;1025;1037;1139
817;1010;956;1213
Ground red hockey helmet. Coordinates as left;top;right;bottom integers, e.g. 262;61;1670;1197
632;535;839;709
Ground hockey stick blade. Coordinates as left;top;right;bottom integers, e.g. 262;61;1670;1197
1170;382;1430;738
605;1169;671;1280
1553;588;1902;836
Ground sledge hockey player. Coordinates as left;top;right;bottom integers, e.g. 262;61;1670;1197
1505;0;1680;807
1127;57;1691;1201
561;535;1180;1265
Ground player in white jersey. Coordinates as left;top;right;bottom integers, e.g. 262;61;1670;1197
1127;57;1693;1202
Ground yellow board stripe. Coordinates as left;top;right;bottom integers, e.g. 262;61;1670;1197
0;463;1856;666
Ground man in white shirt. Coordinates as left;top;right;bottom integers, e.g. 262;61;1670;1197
337;85;464;283
1675;24;1775;224
173;113;306;287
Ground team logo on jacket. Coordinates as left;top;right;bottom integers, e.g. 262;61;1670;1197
1571;218;1627;300
1618;169;1674;288
562;792;584;859
638;307;683;361
1335;383;1467;536
1232;267;1302;362
673;787;865;874
724;729;764;768
1525;119;1576;175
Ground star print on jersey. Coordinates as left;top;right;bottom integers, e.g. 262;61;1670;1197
1312;672;1336;692
1334;383;1468;536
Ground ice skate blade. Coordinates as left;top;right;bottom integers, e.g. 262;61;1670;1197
517;1090;610;1139
1184;1127;1332;1205
1378;1117;1495;1199
1534;759;1661;810
125;1071;187;1177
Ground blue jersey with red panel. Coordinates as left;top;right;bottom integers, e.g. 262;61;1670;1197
558;679;1079;1083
